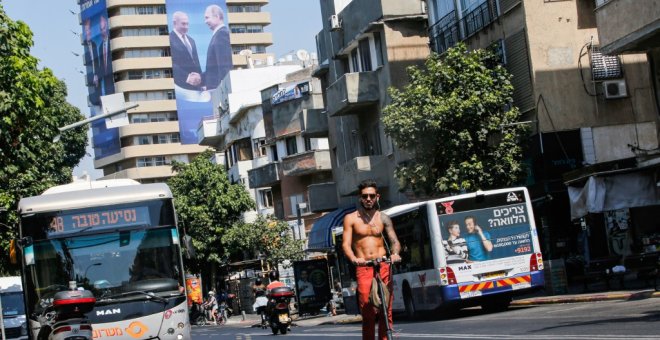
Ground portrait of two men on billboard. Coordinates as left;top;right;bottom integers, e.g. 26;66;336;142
166;0;234;144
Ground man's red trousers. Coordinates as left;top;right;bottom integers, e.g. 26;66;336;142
356;263;392;340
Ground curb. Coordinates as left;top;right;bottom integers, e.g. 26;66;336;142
317;316;362;325
511;290;660;306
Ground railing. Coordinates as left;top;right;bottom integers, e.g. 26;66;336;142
429;10;459;54
460;0;499;39
429;0;500;54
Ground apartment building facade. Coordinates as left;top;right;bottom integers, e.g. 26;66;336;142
247;67;332;239
78;0;273;182
426;0;660;260
198;65;303;222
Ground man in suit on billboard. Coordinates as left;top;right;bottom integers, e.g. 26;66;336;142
169;11;203;91
83;18;99;105
203;5;232;90
97;15;114;96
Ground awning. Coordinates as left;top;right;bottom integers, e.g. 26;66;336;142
567;171;660;219
307;206;356;251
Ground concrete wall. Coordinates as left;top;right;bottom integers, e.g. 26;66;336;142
595;0;660;54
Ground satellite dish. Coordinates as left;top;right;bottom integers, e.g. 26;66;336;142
239;49;253;56
296;49;310;61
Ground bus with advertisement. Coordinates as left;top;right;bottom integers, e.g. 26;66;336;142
16;179;191;339
386;187;544;317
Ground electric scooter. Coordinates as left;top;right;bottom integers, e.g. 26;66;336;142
365;257;394;340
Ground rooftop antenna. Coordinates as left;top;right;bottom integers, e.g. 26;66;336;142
239;49;254;69
296;49;310;67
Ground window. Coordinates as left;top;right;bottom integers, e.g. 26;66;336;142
230;25;247;34
253;138;267;158
289;194;309;216
259;189;274;209
127;91;174;101
373;31;384;67
228;5;261;13
285;137;298;156
350;49;359;73
304;137;312;152
131;112;177;123
137;157;154;167
270;145;279;162
136;136;151;145
154;156;167;166
358;38;372;72
235;138;253;161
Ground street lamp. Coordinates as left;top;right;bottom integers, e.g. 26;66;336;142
53;93;138;142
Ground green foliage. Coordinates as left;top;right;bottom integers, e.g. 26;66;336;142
0;5;87;273
223;214;305;268
382;43;528;196
167;150;255;274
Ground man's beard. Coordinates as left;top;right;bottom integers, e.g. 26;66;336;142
361;201;376;211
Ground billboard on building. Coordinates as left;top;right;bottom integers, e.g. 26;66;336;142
165;0;233;144
79;0;120;159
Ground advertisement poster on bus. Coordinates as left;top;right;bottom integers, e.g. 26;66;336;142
293;259;331;314
165;0;233;144
79;0;120;159
436;191;534;268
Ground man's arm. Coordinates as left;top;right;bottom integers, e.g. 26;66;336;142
475;226;493;252
381;213;402;262
342;215;360;265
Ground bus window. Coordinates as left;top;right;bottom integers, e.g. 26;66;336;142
393;208;433;273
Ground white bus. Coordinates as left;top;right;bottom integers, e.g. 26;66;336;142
17;179;191;340
386;187;544;317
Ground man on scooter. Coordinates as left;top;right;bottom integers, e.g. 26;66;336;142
342;179;401;340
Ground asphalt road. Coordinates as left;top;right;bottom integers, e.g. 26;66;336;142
191;298;660;339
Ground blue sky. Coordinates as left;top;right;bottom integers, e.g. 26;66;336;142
2;0;322;179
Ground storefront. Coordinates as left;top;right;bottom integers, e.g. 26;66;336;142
565;165;660;265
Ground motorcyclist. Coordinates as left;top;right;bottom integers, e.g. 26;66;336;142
266;270;285;291
202;291;218;325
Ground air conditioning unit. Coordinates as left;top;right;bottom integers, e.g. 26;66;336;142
329;14;341;31
602;79;628;99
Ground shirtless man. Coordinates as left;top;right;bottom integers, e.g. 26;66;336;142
342;179;401;340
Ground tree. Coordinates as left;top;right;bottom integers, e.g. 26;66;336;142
167;150;255;281
223;215;305;268
0;5;87;273
382;43;528;196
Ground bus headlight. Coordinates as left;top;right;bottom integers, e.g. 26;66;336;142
177;335;184;339
178;322;185;329
21;322;28;336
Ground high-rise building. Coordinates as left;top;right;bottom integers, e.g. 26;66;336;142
78;0;273;182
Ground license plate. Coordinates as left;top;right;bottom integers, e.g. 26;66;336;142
278;313;289;323
482;271;505;280
460;291;482;299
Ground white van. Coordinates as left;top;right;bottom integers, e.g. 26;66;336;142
0;276;28;339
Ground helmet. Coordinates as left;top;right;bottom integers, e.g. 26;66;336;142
208;291;214;296
255;278;262;285
269;270;279;282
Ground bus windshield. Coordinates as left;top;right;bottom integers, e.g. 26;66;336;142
21;224;184;315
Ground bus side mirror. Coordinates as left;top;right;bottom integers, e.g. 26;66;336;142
182;234;196;259
9;239;18;265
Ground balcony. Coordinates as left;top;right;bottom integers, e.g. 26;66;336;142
272;89;324;138
459;0;499;40
308;182;338;213
338;155;390;196
334;0;426;56
595;0;660;54
281;150;332;177
301;109;328;137
248;162;280;188
197;115;222;147
429;11;459;54
326;71;380;117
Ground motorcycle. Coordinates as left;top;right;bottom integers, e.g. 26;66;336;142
266;286;295;335
36;287;96;340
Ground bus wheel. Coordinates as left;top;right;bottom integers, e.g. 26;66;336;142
481;295;511;313
403;286;416;319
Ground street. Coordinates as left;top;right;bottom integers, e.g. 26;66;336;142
191;298;660;339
